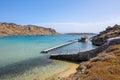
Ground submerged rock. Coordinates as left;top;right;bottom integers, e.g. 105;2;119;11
92;24;120;46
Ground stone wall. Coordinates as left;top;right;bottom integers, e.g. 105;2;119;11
50;37;120;62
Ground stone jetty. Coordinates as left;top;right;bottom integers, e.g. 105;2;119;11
50;37;120;62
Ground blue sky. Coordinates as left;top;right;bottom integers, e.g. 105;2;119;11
0;0;120;33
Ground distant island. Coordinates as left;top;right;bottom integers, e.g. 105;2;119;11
65;33;97;35
0;22;58;36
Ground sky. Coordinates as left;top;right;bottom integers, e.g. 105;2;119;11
0;0;120;33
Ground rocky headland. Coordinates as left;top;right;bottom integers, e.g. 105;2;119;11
92;24;120;46
0;22;57;36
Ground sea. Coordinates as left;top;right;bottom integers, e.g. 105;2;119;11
0;34;96;80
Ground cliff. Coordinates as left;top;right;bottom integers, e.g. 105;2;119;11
0;22;57;36
92;24;120;46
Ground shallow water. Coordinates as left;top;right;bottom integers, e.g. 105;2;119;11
0;35;95;80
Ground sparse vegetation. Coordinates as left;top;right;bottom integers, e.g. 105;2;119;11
62;44;120;80
0;22;57;36
49;77;56;80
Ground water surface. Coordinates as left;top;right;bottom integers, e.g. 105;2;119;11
0;35;95;80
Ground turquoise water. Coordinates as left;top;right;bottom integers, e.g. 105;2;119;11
0;35;95;79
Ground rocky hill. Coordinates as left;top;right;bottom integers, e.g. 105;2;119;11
62;44;120;80
92;24;120;46
0;22;57;36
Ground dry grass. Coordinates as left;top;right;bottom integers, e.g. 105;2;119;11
63;44;120;80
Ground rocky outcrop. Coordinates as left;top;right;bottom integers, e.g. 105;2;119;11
0;22;57;36
92;24;120;46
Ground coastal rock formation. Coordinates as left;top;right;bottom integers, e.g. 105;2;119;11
92;24;120;46
0;22;57;36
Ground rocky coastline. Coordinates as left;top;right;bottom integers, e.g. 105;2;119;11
65;33;96;35
50;36;120;62
61;43;120;80
92;24;120;46
0;22;58;36
50;24;120;80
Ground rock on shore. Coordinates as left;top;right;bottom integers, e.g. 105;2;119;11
0;22;57;36
92;24;120;46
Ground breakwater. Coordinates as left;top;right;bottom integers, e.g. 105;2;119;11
50;37;120;62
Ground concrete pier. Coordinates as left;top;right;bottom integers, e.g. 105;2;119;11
41;40;78;53
50;43;108;62
50;37;120;62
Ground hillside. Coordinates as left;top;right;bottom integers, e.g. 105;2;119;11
0;22;57;36
61;44;120;80
92;24;120;46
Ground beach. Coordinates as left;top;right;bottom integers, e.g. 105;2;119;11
0;0;120;80
46;62;79;80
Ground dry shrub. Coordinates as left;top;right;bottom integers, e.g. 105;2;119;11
83;73;120;80
106;46;119;53
107;65;120;75
90;53;116;62
62;45;120;80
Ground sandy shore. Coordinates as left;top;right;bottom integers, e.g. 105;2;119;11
57;63;79;77
45;62;79;80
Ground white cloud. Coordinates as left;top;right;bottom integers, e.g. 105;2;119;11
33;17;120;33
